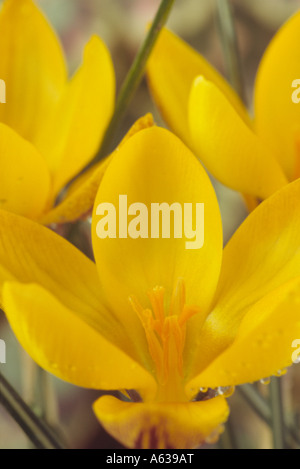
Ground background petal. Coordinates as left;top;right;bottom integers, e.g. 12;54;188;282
35;35;115;197
189;77;288;199
0;0;67;142
39;114;154;225
93;395;229;449
0;123;51;219
147;28;250;147
255;10;300;180
3;282;156;397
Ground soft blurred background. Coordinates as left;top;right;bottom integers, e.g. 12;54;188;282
1;0;300;449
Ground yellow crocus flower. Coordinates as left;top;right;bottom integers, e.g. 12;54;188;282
0;0;115;221
147;12;300;208
1;126;300;448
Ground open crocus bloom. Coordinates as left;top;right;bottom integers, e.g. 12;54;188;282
147;11;300;209
0;0;115;221
2;127;300;449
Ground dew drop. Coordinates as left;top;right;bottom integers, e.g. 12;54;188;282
260;377;271;385
199;387;208;393
217;386;235;397
68;365;77;372
50;363;59;370
205;429;220;445
274;368;287;377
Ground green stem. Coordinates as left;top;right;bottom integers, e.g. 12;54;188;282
238;384;299;448
219;416;237;449
0;372;66;450
270;377;285;449
94;0;175;163
216;0;245;102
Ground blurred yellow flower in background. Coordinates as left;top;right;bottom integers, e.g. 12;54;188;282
1;126;300;448
147;11;300;209
0;0;115;221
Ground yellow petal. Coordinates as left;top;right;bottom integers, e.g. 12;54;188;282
0;0;67;142
189;277;300;389
0;209;105;329
189;77;288;199
147;28;250;147
93;395;229;449
35;35;115;196
3;282;156;397
39;157;111;225
91;127;223;346
0;209;151;371
0;123;51;219
255;11;300;180
39;114;154;225
188;178;300;379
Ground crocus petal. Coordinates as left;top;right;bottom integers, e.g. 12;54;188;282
3;282;156;397
187;178;300;379
0;0;67;142
189;77;288;199
255;11;300;180
39;157;111;225
147;28;250;147
92;127;223;345
93;395;229;449
0;209;152;370
0;209;109;334
35;35;115;197
0;123;51;219
39;114;154;225
188;277;300;389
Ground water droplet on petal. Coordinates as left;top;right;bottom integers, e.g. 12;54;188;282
205;429;220;445
274;368;287;377
199;387;208;393
50;363;59;370
68;365;77;372
260;377;271;385
217;386;235;397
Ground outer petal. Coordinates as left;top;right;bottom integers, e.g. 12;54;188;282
188;277;300;390
93;395;229;449
147;28;250;147
35;35;115;196
0;209;151;369
189;77;288;199
39;114;154;225
0;0;67;142
255;11;300;180
188;178;300;378
0;123;51;219
3;282;156;397
91;127;223;347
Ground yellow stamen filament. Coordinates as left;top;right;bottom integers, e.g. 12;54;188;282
129;279;200;402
